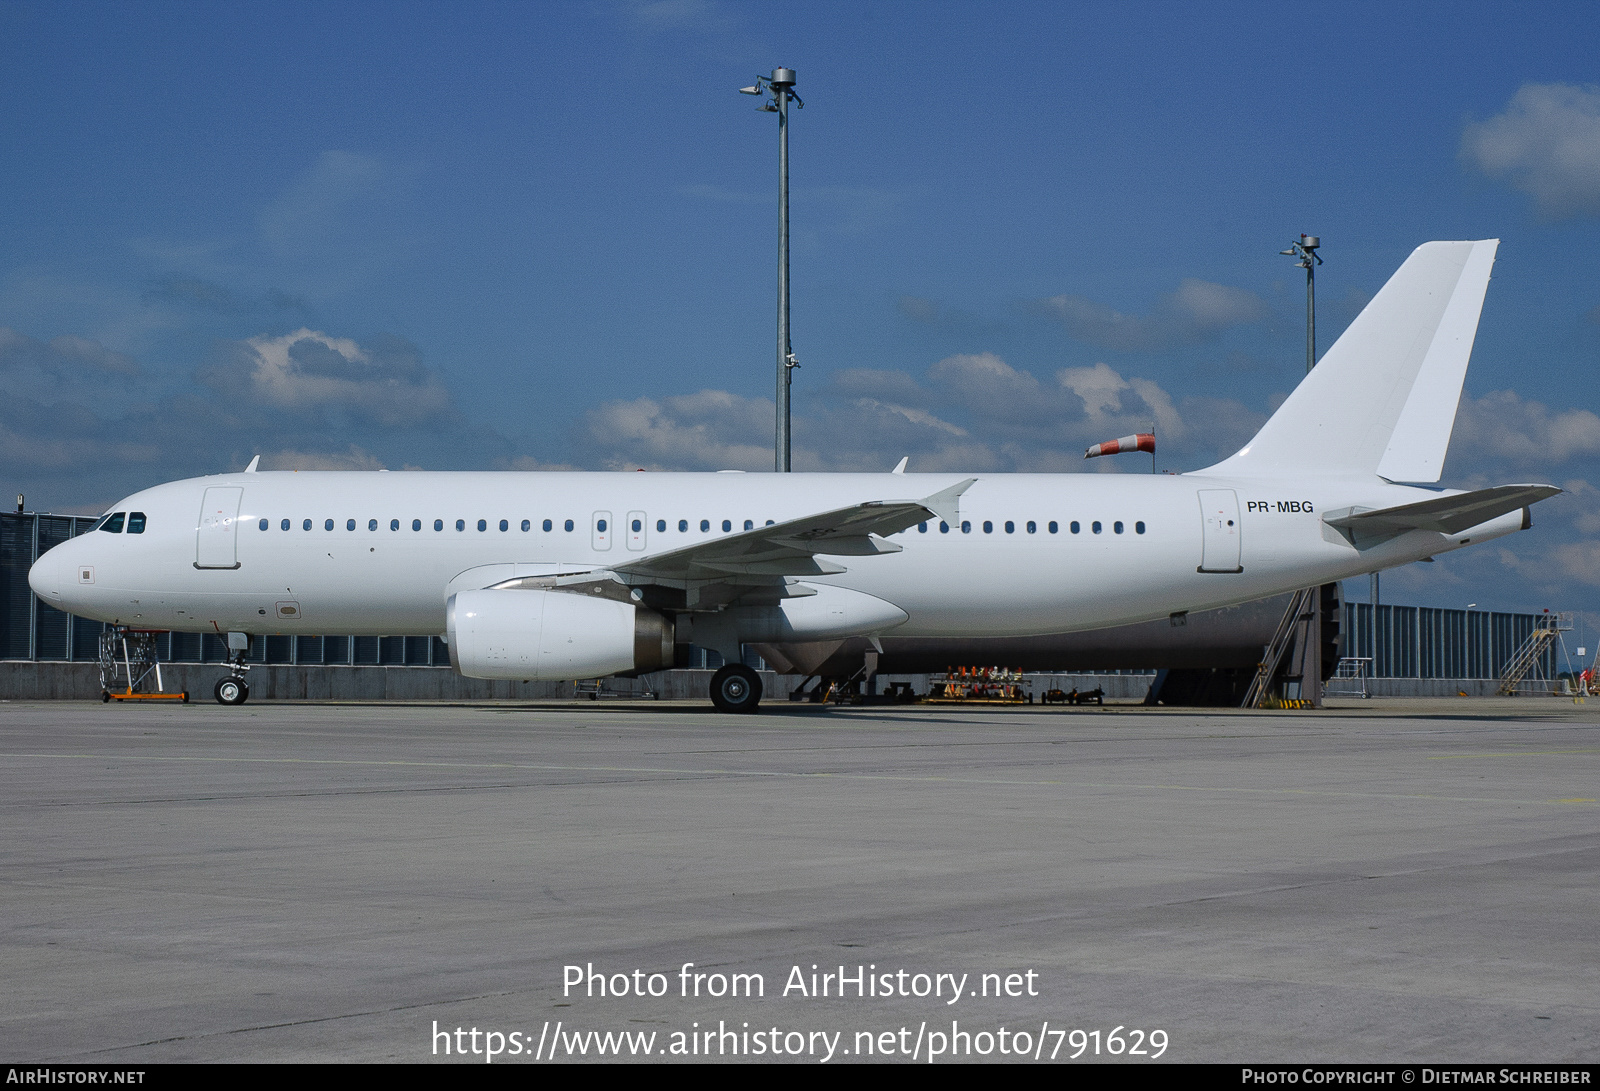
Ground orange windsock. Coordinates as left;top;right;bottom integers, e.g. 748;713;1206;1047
1084;432;1155;459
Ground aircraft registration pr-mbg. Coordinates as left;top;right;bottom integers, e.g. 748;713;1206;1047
29;241;1559;710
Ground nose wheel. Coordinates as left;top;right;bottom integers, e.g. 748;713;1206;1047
709;664;762;713
214;676;249;705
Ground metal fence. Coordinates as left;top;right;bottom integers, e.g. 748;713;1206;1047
0;509;1565;679
1339;601;1558;679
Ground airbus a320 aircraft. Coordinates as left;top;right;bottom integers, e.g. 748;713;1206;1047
30;241;1558;710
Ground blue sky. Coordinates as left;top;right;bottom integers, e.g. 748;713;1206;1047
3;0;1600;622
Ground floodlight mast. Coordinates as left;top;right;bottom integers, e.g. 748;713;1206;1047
741;67;803;471
1280;234;1326;707
1280;234;1322;373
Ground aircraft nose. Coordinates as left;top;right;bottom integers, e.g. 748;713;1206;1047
28;543;76;609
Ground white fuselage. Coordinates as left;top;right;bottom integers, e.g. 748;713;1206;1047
30;469;1522;642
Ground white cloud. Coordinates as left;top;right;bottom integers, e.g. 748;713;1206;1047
1450;388;1600;467
198;328;453;428
1035;278;1269;352
572;356;1253;473
1462;83;1600;219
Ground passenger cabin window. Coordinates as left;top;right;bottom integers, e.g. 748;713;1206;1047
543;519;553;532
1114;521;1124;534
304;519;313;531
434;519;444;531
657;519;666;532
325;519;335;531
564;519;574;532
259;518;269;531
346;519;356;531
413;519;422;531
391;519;400;531
1092;521;1102;534
679;519;688;532
456;519;466;531
477;519;487;532
722;519;732;532
1069;521;1079;534
918;522;928;533
1026;521;1036;534
983;521;993;534
1136;521;1146;534
1049;521;1059;534
521;520;530;532
940;522;949;533
100;512;125;533
961;521;971;534
369;519;378;531
743;519;753;531
1004;521;1014;534
282;519;291;531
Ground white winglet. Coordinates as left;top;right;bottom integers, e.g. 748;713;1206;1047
891;456;909;475
244;455;261;473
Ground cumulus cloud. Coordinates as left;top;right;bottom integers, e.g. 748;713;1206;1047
197;328;452;428
1034;278;1269;352
1450;388;1600;468
576;389;776;470
1462;83;1600;219
569;354;1257;474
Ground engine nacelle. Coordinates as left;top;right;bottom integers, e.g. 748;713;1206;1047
447;588;674;681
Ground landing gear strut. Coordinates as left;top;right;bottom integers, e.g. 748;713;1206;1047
215;639;251;705
709;664;762;713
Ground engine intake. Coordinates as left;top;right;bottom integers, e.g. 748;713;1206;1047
447;588;674;681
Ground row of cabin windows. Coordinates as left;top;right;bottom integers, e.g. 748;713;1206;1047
256;517;776;533
916;519;1146;535
95;512;147;534
254;515;1146;537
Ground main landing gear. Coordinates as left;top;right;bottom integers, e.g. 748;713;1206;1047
709;664;762;713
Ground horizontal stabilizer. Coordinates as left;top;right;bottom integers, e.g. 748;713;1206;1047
1325;484;1559;537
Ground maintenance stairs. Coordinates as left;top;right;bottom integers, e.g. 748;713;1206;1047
1497;612;1571;695
1242;587;1317;709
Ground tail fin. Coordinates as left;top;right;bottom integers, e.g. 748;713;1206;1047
1203;239;1498;481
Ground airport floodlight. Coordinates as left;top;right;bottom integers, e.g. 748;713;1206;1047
1281;234;1323;375
739;67;803;471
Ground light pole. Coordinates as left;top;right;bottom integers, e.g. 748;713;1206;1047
1281;234;1325;704
1281;234;1322;373
740;68;804;471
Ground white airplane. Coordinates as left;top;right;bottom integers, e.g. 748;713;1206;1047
30;240;1558;710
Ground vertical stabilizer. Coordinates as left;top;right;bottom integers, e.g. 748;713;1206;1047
1202;240;1497;481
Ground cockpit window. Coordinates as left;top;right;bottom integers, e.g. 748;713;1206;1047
99;512;126;534
127;512;147;534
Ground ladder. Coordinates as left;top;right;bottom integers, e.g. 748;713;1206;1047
1497;613;1570;695
1242;587;1316;708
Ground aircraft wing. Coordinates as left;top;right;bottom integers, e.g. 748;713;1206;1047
613;478;976;583
1325;484;1560;538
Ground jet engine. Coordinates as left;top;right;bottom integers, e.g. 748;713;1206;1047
447;588;674;681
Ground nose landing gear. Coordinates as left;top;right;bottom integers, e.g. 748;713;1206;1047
214;675;249;705
214;634;252;705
